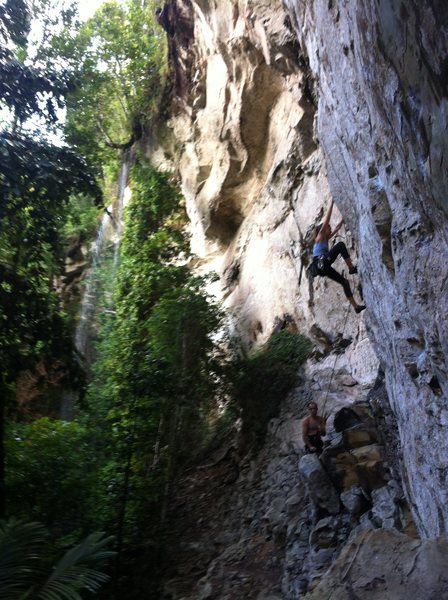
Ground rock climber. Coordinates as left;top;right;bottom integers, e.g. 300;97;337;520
311;199;366;313
302;401;326;454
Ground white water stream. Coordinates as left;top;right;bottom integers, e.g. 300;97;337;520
75;151;131;364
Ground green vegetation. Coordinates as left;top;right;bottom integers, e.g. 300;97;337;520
0;0;312;597
234;330;311;448
5;419;98;534
0;0;116;593
63;194;102;242
54;0;166;172
0;520;114;600
0;0;102;520
81;158;230;595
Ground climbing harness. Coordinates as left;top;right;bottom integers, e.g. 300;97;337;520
307;228;347;280
308;254;329;278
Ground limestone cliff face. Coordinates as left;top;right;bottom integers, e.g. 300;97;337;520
149;0;448;540
151;0;377;378
284;0;448;538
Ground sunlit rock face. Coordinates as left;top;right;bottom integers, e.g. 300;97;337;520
149;0;448;540
283;0;448;538
150;0;377;382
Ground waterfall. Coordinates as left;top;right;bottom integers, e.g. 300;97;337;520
113;156;129;266
73;208;114;362
74;151;132;365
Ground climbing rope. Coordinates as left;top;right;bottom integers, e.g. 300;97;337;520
321;301;351;418
321;224;358;418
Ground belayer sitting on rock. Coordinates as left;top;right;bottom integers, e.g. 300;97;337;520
302;401;326;454
310;199;366;313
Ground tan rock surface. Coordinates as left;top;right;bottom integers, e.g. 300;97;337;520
305;529;448;600
150;0;376;382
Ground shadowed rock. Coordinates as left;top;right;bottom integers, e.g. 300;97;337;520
304;529;448;600
299;454;340;515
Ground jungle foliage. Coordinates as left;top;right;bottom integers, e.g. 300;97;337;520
81;158;231;595
0;519;114;600
234;331;312;448
52;0;167;172
0;3;102;387
5;418;98;533
1;0;311;597
0;0;113;592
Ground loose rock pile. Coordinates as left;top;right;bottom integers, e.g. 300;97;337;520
304;529;448;600
161;379;419;599
297;401;416;594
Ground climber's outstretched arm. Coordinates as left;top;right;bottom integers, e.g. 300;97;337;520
329;219;343;239
316;200;334;241
322;199;334;228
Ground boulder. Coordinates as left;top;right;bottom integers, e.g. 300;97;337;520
340;485;367;515
343;428;377;449
333;451;359;490
333;407;362;432
371;485;398;527
350;444;382;463
299;454;340;515
309;517;338;548
352;444;388;490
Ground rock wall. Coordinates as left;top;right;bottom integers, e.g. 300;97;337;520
150;0;378;383
284;0;448;538
149;0;448;541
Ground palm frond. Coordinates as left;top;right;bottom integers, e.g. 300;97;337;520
0;520;114;600
0;519;48;600
37;532;115;600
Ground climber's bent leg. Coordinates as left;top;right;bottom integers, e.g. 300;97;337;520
324;266;366;312
327;241;350;264
327;241;358;273
325;266;353;298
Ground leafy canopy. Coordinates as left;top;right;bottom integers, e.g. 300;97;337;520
0;0;77;128
0;0;102;387
57;0;166;169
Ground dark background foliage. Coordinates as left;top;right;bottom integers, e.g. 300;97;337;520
0;1;311;597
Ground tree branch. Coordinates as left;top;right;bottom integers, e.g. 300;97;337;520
95;117;135;149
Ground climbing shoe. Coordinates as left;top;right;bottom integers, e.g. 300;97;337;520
349;266;358;274
355;305;366;313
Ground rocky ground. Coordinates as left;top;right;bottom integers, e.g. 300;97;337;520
159;365;429;599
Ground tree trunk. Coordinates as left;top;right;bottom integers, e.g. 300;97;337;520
0;379;6;518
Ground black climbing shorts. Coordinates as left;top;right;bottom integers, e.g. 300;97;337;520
306;434;323;454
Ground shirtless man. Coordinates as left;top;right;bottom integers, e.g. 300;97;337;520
302;401;326;454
